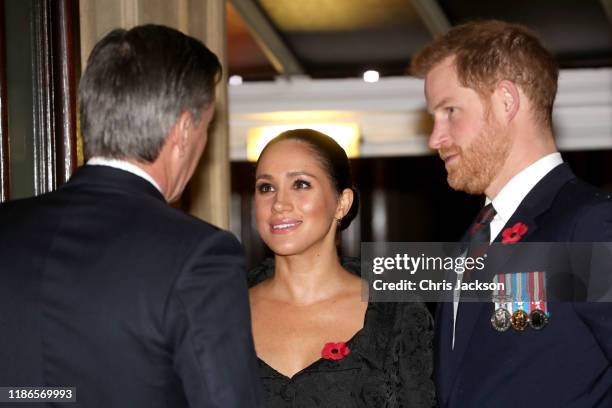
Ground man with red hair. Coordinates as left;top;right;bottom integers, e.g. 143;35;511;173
412;20;612;407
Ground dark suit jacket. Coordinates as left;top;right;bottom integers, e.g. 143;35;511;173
0;165;264;408
435;163;612;407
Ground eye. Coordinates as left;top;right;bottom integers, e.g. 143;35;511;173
256;183;274;193
446;106;456;115
294;179;311;189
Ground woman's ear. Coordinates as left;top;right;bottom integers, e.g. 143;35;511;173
336;188;354;220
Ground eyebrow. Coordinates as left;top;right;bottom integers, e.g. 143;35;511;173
255;171;318;181
430;97;453;113
255;174;273;181
288;171;317;179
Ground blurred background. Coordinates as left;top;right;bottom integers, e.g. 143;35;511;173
1;0;611;269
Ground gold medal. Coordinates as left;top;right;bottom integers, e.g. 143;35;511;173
511;309;529;331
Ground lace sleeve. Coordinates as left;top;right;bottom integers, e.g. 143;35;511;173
394;302;437;407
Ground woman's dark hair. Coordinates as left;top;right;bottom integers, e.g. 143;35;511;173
257;129;359;231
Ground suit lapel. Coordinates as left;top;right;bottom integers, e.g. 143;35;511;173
475;164;575;283
444;163;576;402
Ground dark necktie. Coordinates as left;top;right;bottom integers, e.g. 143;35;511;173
451;203;497;351
465;203;497;260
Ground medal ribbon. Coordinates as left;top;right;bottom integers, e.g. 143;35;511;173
537;271;549;316
512;273;527;313
527;272;536;313
506;273;513;314
521;272;528;312
493;274;506;310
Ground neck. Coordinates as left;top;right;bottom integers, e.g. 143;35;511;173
130;159;172;202
270;235;350;305
485;127;557;199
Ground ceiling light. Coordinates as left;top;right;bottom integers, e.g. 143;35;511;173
229;75;243;86
363;70;379;83
247;123;360;161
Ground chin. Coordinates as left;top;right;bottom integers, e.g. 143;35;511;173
261;224;335;257
264;233;326;257
447;173;486;195
266;243;305;257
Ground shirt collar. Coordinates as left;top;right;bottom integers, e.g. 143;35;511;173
86;157;162;193
486;152;563;226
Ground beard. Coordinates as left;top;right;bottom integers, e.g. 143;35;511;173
442;114;511;194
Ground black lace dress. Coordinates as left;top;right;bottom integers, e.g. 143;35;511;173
248;258;437;408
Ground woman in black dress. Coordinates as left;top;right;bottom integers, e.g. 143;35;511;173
248;129;435;407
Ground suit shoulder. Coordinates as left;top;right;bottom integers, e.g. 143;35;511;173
162;204;221;234
0;194;44;212
0;193;57;228
159;205;242;251
556;178;612;240
555;178;612;211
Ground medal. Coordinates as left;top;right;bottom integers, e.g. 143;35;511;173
527;272;549;330
529;308;548;330
495;272;550;332
510;273;529;331
511;309;529;331
491;308;511;332
491;274;512;332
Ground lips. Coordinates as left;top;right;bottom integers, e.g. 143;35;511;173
440;150;460;165
270;219;302;234
443;154;458;164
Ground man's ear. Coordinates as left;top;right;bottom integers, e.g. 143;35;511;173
169;111;193;158
336;188;354;220
496;80;520;123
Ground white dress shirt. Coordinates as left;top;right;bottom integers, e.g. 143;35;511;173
86;157;162;193
452;152;564;348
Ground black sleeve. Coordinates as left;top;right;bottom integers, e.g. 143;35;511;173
165;229;264;407
572;200;612;365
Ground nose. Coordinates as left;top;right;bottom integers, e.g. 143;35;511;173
272;190;293;213
428;119;448;150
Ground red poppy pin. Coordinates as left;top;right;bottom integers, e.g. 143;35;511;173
321;342;350;360
501;222;528;244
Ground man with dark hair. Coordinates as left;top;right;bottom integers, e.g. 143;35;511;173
0;25;263;407
412;20;612;407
